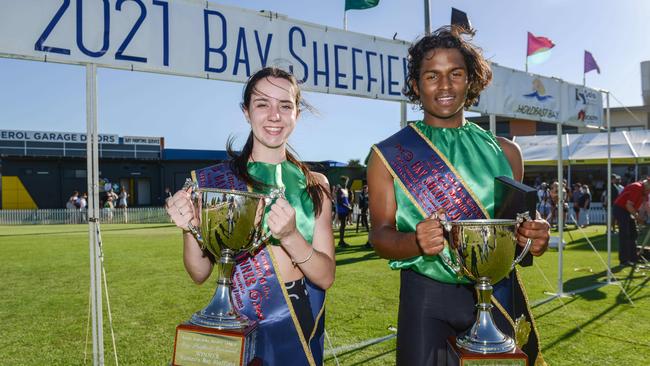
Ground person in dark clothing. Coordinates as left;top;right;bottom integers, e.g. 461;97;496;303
613;179;650;266
336;176;352;247
356;184;372;249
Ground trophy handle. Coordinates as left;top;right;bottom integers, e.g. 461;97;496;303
511;211;533;270
183;178;204;246
248;187;286;254
439;219;463;275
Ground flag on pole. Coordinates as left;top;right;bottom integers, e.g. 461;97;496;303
526;32;555;69
527;32;555;57
451;7;471;30
584;50;600;74
345;0;380;11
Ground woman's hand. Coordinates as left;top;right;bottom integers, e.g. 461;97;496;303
267;198;298;241
165;188;198;231
516;218;550;256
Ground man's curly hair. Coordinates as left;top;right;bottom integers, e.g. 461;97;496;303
402;25;492;109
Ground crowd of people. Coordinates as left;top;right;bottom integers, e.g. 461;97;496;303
65;187;129;223
535;180;592;228
535;173;649;267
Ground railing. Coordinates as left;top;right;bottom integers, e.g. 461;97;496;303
0;207;612;226
0;207;170;225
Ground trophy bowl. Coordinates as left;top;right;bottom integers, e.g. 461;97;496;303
186;185;280;330
440;215;532;354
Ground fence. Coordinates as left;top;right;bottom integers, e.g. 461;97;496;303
0;207;611;226
0;207;170;225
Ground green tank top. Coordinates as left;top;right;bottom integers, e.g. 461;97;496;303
389;120;513;284
247;161;315;245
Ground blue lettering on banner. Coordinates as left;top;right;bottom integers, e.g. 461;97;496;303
313;42;329;87
366;51;377;93
34;0;71;55
233;27;250;77
115;0;148;63
334;45;348;89
204;10;227;73
403;57;408;87
76;0;110;58
254;31;273;67
288;27;308;83
387;55;400;96
152;0;169;66
379;53;385;94
351;48;364;90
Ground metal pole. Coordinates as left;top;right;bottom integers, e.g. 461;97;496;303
343;10;347;31
606;92;612;282
557;123;564;295
400;101;407;129
489;114;496;135
86;63;104;366
424;0;431;35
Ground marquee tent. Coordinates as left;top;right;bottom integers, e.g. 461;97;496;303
513;130;650;165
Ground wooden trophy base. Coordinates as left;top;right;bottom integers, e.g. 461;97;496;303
172;322;257;366
447;336;528;366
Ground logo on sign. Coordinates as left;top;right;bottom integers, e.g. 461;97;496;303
523;78;553;102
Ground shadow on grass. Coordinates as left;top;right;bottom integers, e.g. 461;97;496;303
335;249;380;266
540;264;649;352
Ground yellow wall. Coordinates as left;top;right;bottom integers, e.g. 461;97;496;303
2;176;38;209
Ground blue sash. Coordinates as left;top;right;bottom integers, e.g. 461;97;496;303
192;163;326;366
374;124;488;221
374;125;544;364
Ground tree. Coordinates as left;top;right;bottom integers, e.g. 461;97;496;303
347;159;363;167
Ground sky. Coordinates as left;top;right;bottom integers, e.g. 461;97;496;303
1;0;649;163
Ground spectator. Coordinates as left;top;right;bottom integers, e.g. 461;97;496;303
572;183;583;227
537;182;551;221
579;185;591;228
78;193;88;223
613;179;650;266
118;187;129;223
335;176;352;248
356;184;372;249
602;174;623;232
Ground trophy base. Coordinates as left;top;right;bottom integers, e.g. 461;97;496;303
190;311;251;330
172;323;257;366
447;337;527;366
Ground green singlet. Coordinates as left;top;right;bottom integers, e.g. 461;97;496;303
247;161;315;245
388;120;513;284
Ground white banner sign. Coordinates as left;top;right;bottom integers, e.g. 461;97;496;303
0;129;118;143
0;1;604;125
0;0;410;101
487;66;562;123
562;84;604;128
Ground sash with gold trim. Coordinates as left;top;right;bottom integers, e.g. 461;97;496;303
192;163;326;366
373;124;545;365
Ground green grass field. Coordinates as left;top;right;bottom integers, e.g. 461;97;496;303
0;224;648;365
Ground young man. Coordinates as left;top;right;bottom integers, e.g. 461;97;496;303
367;26;550;365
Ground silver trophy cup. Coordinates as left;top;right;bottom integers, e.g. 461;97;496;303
440;213;532;354
184;180;282;330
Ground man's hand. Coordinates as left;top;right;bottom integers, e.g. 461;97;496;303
415;214;446;256
516;219;550;256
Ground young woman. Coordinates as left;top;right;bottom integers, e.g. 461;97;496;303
165;67;335;366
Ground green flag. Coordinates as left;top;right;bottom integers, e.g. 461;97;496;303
345;0;380;11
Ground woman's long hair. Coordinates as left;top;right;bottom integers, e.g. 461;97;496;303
226;67;331;217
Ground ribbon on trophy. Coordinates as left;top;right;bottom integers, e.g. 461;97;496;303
191;163;325;366
373;124;545;365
